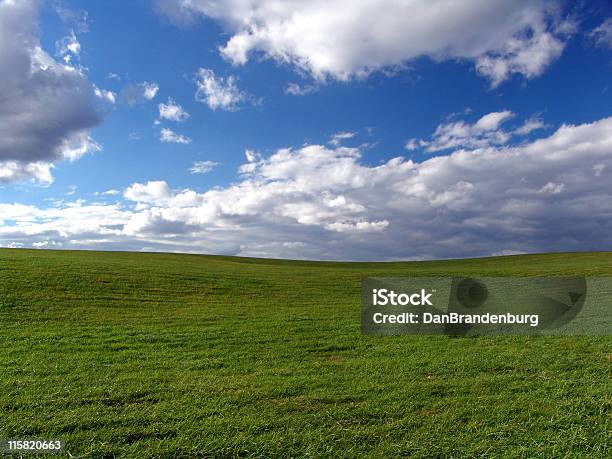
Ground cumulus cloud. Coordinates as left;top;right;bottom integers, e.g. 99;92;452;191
238;149;262;174
122;81;160;105
142;82;160;100
124;181;172;203
59;133;101;161
190;160;218;174
160;128;191;144
158;97;190;122
195;68;246;111
475;18;573;87
407;110;517;152
245;149;260;163
2;116;612;260
408;111;551;153
0;0;102;184
157;0;574;85
94;85;117;104
0;162;54;185
0;201;132;250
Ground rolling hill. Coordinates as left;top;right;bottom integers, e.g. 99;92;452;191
0;249;610;457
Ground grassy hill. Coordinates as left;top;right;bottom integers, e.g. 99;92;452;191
0;249;610;457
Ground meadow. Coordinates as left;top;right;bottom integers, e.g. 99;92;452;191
0;249;610;457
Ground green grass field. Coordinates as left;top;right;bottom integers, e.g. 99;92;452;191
0;249;610;458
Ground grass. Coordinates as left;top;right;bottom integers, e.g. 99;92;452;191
0;249;610;458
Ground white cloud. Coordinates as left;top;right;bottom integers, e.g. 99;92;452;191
56;30;81;64
514;117;549;135
160;128;191;144
158;97;190;122
190;161;218;174
3;116;612;260
325;220;389;233
32;240;63;248
285;82;318;96
142;82;160;100
94;85;117;104
122;81;160;105
329;131;356;147
245;149;260;163
408;111;551;152
239;149;261;174
475;19;572;87
0;0;102;184
158;0;574;85
0;161;54;185
539;182;564;195
405;138;428;151
589;18;612;49
0;201;132;248
411;110;516;152
474;111;515;131
195;68;246;111
59;133;102;161
124;181;172;203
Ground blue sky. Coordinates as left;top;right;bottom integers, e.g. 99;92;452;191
1;0;611;260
